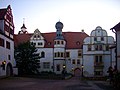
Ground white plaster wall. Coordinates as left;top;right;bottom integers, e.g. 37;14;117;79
83;55;94;77
103;55;111;75
37;48;53;72
0;34;16;76
66;49;82;73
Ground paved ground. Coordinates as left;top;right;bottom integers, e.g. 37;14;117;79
0;76;113;90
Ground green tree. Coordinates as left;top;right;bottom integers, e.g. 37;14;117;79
15;41;40;75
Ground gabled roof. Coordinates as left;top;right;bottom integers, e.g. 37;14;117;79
0;5;12;20
111;22;120;31
14;32;88;49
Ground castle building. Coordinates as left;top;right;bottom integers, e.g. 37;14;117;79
14;21;88;75
0;5;17;76
83;26;115;77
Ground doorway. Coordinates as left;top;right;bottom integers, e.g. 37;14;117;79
74;68;81;77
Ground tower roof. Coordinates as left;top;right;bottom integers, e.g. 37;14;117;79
21;23;27;29
55;21;64;29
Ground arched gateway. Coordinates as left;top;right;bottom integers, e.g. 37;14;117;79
6;63;13;76
74;68;81;77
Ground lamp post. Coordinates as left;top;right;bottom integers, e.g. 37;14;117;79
81;64;84;77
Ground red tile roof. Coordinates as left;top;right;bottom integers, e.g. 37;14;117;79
14;32;88;49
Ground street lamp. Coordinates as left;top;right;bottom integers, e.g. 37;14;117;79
81;64;84;77
63;65;66;69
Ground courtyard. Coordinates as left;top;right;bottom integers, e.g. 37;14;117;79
0;76;113;90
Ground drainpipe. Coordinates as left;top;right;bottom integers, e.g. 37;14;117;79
110;28;117;69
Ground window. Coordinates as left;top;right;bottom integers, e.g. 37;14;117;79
78;50;82;57
101;37;104;41
94;45;103;51
61;41;64;44
33;43;36;46
41;51;45;58
38;42;43;45
58;52;60;57
61;52;64;57
88;45;91;51
6;41;10;49
38;35;40;38
77;59;80;64
8;55;10;60
72;59;75;64
99;45;102;50
95;56;99;63
0;38;4;47
48;42;51;46
34;35;36;38
106;45;109;51
10;28;14;35
56;64;60;71
43;62;50;69
76;41;80;45
95;45;98;50
57;41;60;44
94;37;97;41
95;55;103;63
66;52;70;58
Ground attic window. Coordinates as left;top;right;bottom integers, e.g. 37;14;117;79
76;41;80;45
34;35;36;38
48;42;51;46
38;35;40;38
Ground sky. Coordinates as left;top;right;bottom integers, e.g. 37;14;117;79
0;0;120;38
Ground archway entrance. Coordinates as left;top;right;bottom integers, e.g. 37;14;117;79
6;63;13;76
74;68;81;77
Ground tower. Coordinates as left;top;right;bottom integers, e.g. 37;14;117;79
53;21;66;74
18;19;28;34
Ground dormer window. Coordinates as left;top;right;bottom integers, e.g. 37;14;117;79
76;41;80;45
48;42;51;46
38;42;43;45
38;35;40;38
34;35;36;38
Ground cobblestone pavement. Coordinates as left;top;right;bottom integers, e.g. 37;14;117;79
0;76;113;90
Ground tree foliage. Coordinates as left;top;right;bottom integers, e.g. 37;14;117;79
15;41;40;75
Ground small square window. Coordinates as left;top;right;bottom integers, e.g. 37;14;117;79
72;59;75;64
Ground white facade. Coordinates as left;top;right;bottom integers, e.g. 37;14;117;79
0;34;17;76
29;22;84;75
0;5;17;77
83;26;115;77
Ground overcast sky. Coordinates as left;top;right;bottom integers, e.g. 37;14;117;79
0;0;120;37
